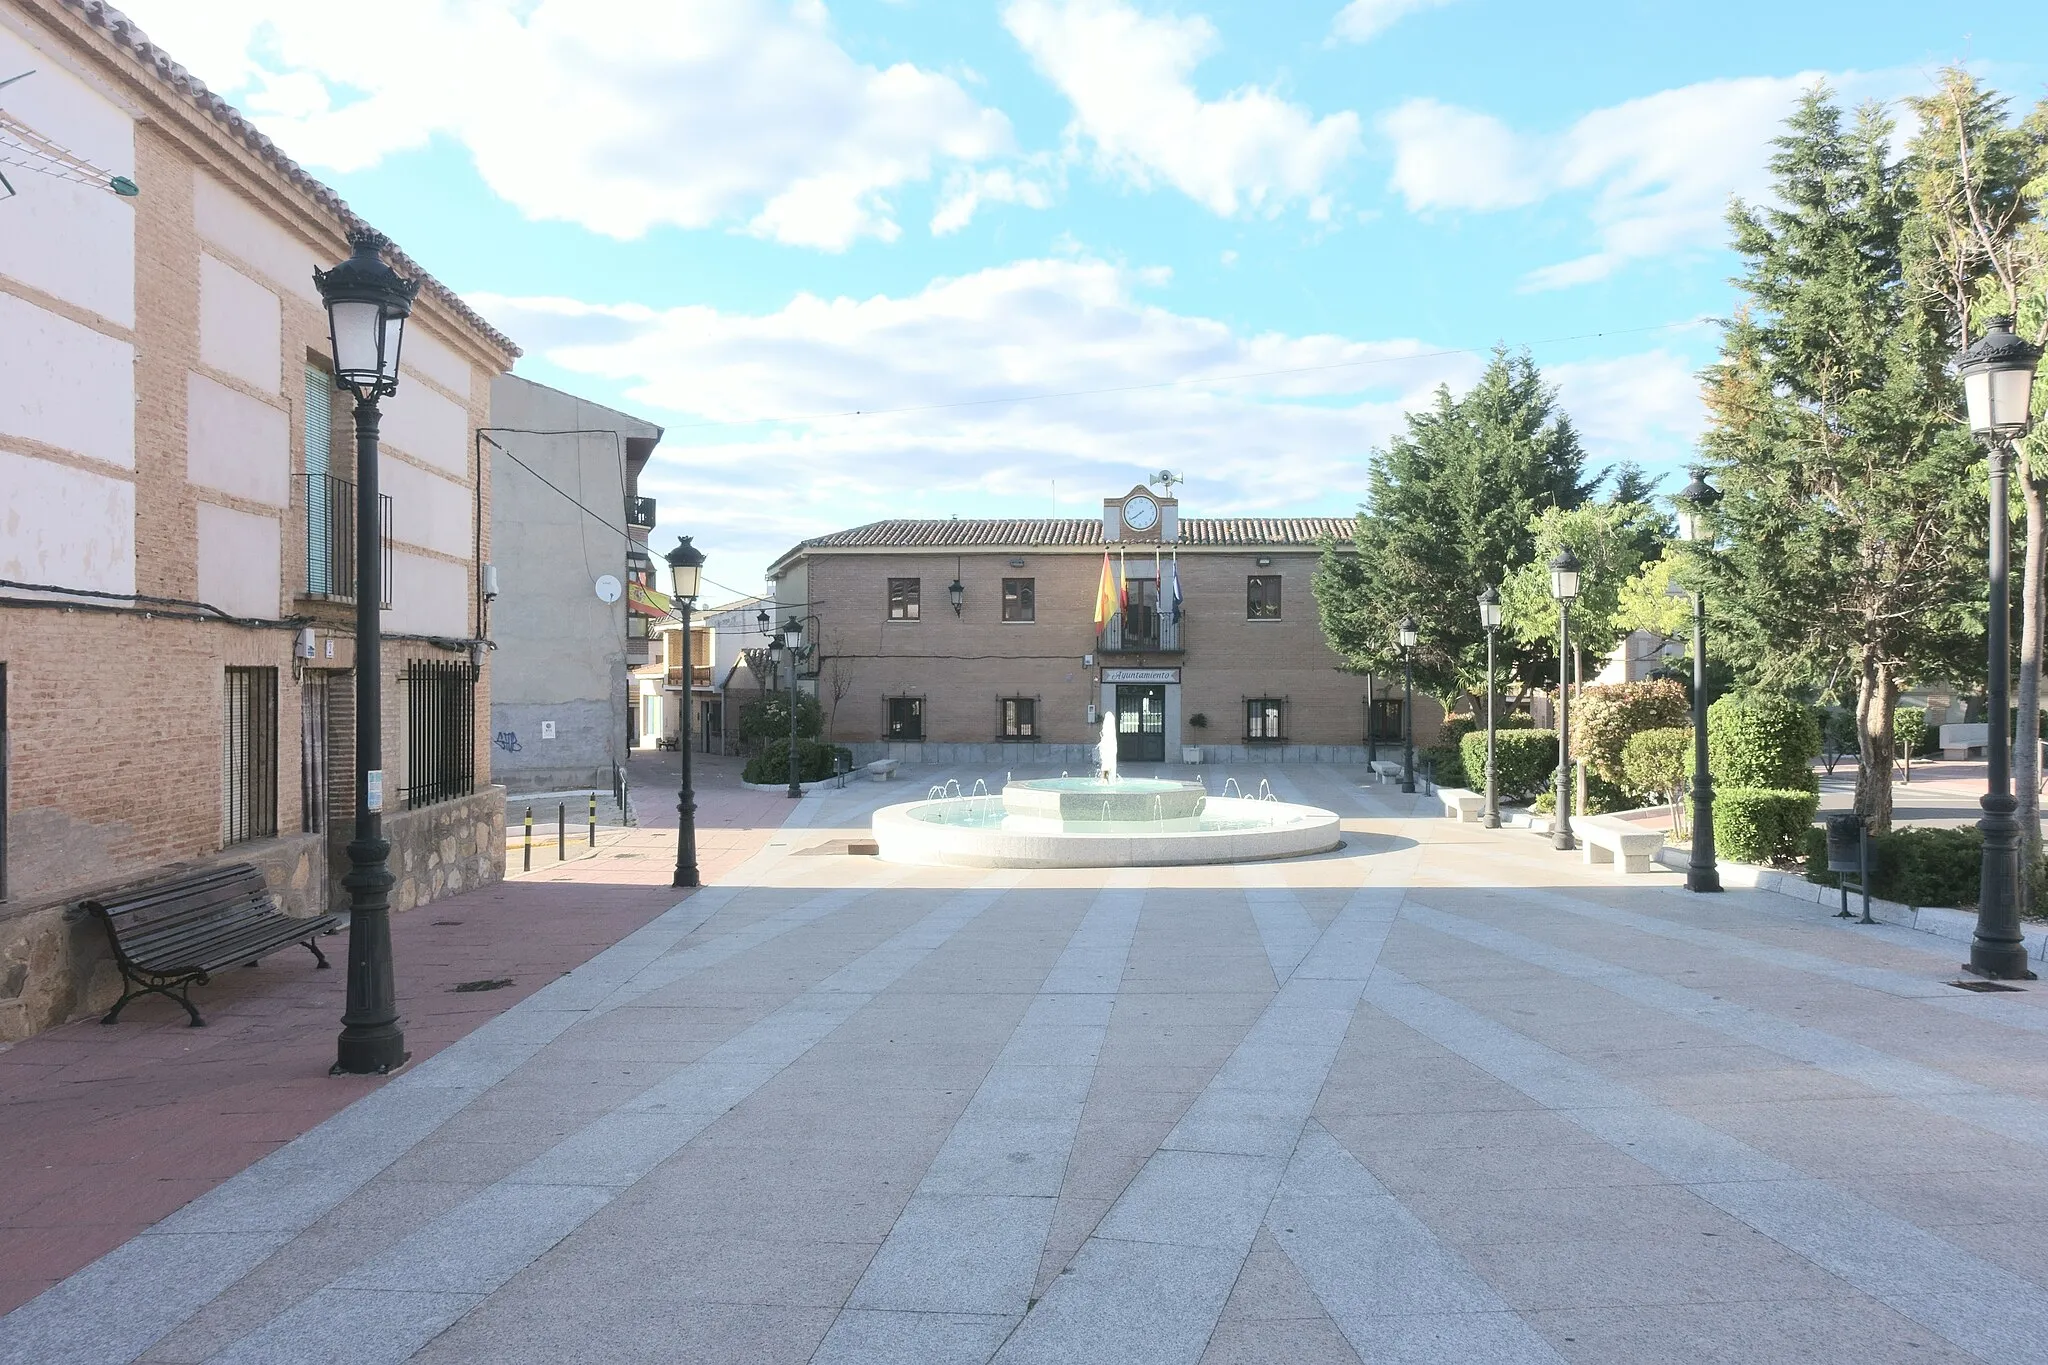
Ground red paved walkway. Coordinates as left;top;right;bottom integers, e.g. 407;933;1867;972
0;756;790;1315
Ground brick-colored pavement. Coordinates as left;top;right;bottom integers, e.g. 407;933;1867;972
0;754;790;1315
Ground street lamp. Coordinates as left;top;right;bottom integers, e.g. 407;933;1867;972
1959;315;2042;980
665;536;705;888
1673;469;1722;893
782;615;809;799
948;578;965;616
316;230;418;1078
1549;549;1581;852
1478;585;1502;828
1397;615;1419;794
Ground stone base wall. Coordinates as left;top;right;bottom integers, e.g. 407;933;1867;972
0;829;327;1044
845;742;1379;769
359;785;507;915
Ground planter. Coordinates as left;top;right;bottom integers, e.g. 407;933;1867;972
1182;746;1203;764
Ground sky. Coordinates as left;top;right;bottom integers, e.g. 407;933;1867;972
114;0;2048;603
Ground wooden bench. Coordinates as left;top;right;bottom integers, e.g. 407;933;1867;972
82;864;341;1027
1573;815;1666;875
1436;787;1485;822
866;758;901;782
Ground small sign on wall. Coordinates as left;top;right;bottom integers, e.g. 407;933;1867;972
1104;667;1180;683
541;720;557;740
366;769;384;812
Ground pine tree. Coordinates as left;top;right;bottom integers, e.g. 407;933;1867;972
1698;90;1983;831
1314;349;1592;706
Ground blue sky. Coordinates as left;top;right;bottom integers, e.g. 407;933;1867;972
121;0;2048;600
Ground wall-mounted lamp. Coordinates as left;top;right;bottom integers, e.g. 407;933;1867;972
1255;556;1273;567
1008;558;1026;568
948;578;965;616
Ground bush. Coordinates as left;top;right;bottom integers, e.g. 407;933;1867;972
1802;823;1982;908
1461;729;1557;802
1620;727;1690;804
1708;696;1820;793
1425;742;1467;789
1572;679;1690;783
1713;787;1818;865
743;737;853;785
1817;707;1858;775
1893;706;1930;757
1532;767;1633;817
738;692;822;748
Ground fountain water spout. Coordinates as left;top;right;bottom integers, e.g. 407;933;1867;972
1098;712;1119;781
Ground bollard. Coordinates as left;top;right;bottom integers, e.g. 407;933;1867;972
558;802;566;862
523;806;532;872
588;792;597;847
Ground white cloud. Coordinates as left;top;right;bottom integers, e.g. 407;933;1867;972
1549;349;1706;472
112;0;1022;249
1381;72;1862;288
1003;0;1361;218
932;164;1057;236
469;258;1695;580
1329;0;1457;45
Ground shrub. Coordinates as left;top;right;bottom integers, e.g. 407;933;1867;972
1708;696;1820;793
1817;707;1858;775
1572;679;1690;783
1425;742;1467;789
1713;787;1818;865
1893;706;1929;756
1532;767;1633;817
743;737;853;785
1461;729;1557;802
1802;823;1982;908
738;692;822;748
1620;727;1690;804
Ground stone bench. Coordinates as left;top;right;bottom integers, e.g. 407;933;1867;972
1436;787;1484;822
866;759;901;782
1368;760;1406;785
1574;814;1666;875
1939;722;1988;759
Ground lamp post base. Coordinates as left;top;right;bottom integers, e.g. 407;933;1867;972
1685;866;1722;894
1962;955;2038;982
332;1029;410;1076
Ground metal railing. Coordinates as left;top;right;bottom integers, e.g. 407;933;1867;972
301;473;392;608
1097;610;1182;653
400;660;476;809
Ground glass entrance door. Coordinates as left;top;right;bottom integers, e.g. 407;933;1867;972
1115;685;1167;763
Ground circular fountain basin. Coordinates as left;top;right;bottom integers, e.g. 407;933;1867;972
1001;776;1206;828
872;791;1342;869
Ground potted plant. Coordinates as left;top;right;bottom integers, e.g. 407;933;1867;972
1183;713;1208;763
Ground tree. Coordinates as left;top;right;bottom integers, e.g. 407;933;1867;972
1315;348;1593;707
1698;89;1984;832
1501;500;1668;685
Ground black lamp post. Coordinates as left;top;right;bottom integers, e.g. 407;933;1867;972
1549;549;1581;852
666;536;705;888
316;231;418;1077
1397;616;1419;794
1673;470;1722;893
781;615;810;799
1959;315;2042;980
1478;585;1502;828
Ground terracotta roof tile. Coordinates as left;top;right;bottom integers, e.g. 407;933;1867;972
772;516;1354;569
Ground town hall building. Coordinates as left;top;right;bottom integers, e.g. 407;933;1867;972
765;485;1444;767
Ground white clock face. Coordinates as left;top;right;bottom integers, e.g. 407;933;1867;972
1124;494;1159;531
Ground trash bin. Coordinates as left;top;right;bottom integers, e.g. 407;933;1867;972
1825;812;1864;873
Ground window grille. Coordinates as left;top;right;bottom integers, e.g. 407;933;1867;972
1000;697;1037;739
403;660;477;809
886;696;925;740
1245;697;1285;743
223;666;279;845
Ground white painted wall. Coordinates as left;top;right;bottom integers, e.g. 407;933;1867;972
0;293;134;467
198;255;281;393
191;170;320;303
194;501;280;618
382;456;472;560
186;371;289;507
380;375;469;478
0;25;135;327
402;327;473;400
0;447;133;593
386;549;469;636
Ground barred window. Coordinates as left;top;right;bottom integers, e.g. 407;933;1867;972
1002;578;1035;622
886;696;924;740
1245;697;1285;743
223;667;278;846
1000;698;1037;739
404;660;477;809
888;578;921;621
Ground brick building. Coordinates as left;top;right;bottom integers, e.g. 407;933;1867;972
766;485;1443;768
0;0;518;1040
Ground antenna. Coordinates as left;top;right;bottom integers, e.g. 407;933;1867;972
0;72;141;202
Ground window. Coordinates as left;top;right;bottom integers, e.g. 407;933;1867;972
1002;578;1035;622
223;666;279;845
888;578;921;621
403;660;477;808
1245;697;1285;743
300;674;330;834
1247;575;1282;620
1370;697;1404;743
1000;698;1037;739
886;697;925;740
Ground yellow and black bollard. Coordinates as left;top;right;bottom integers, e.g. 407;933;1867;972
588;792;597;847
557;802;566;861
523;806;532;872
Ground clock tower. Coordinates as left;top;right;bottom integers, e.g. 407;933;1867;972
1102;484;1179;543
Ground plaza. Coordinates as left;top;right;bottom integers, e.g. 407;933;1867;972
6;764;2045;1365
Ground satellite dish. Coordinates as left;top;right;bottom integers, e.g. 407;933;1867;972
594;574;623;603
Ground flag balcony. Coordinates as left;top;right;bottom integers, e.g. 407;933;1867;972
1098;610;1183;655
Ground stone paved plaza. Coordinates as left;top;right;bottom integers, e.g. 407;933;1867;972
7;766;2048;1365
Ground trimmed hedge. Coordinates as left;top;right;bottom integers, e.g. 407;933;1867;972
1460;728;1557;802
1620;727;1690;804
1893;706;1930;756
1802;824;1982;909
1713;787;1818;865
1708;696;1820;794
1573;679;1689;783
1532;767;1632;817
743;737;854;785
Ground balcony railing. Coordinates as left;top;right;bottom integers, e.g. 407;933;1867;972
666;665;716;689
1097;610;1182;654
301;473;392;609
627;495;656;529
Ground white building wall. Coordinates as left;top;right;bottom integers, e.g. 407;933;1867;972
402;328;474;400
198;254;282;393
0;447;134;593
386;549;469;636
380;375;470;478
193;501;281;618
191;170;320;303
185;372;289;507
0;293;135;467
382;456;472;560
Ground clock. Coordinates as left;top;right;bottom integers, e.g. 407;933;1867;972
1123;494;1160;532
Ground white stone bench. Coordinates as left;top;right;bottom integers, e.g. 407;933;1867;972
1574;814;1666;875
866;759;901;782
1940;722;1988;759
1368;760;1406;785
1436;787;1484;822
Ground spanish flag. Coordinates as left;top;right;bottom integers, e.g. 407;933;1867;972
627;581;672;618
1092;551;1117;628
